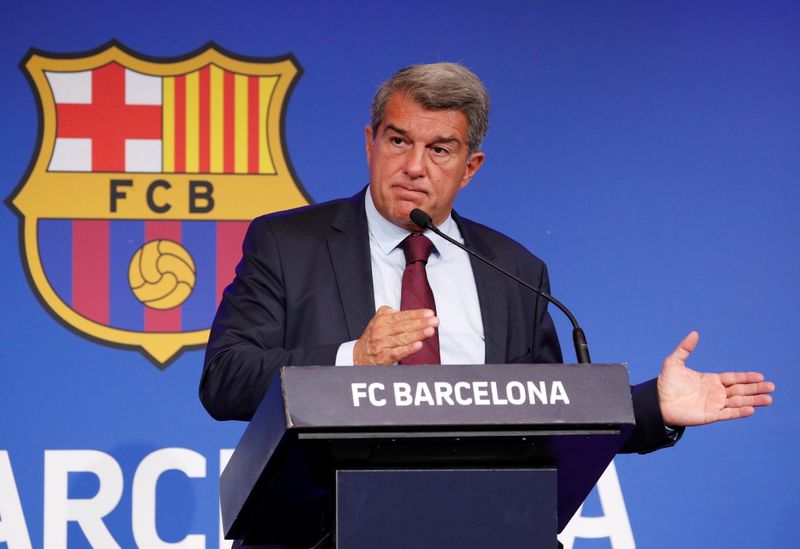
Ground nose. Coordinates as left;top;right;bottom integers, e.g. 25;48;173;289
403;144;426;179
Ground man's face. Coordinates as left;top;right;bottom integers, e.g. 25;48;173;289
366;93;485;231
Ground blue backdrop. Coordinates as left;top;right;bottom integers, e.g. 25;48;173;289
1;1;797;547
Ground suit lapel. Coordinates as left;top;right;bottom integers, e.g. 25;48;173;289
454;213;508;364
326;191;376;340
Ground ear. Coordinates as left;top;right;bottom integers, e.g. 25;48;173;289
459;151;485;189
364;125;374;158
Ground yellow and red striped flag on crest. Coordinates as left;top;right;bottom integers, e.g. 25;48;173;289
163;65;277;175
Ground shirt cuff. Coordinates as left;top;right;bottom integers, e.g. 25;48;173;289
335;340;357;366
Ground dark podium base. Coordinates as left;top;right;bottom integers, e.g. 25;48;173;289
336;469;557;549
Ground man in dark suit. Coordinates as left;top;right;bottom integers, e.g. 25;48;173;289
201;63;773;452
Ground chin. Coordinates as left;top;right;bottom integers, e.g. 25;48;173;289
391;204;415;222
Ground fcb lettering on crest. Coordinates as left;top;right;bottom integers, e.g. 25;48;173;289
6;41;309;367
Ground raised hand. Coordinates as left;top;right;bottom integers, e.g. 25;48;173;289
353;306;439;365
657;331;775;427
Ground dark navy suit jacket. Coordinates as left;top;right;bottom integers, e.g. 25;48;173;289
201;190;678;453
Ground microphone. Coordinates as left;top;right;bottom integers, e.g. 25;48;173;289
410;208;591;364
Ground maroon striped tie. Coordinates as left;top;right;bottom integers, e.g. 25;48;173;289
399;234;441;365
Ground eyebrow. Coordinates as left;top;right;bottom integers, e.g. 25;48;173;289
385;124;462;145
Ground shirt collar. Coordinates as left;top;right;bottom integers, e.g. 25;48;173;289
364;185;462;257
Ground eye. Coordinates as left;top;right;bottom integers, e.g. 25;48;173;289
430;145;450;156
389;136;406;146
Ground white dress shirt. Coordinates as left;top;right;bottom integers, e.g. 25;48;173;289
335;189;485;365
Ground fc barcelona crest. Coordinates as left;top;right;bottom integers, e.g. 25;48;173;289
6;41;309;367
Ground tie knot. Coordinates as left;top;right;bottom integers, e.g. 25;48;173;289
400;234;435;265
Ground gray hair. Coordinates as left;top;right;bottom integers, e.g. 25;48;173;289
370;63;490;153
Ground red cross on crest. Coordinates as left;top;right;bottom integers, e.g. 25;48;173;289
56;63;162;172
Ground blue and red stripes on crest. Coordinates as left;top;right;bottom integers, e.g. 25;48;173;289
37;219;248;333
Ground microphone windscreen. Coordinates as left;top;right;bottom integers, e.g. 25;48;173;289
410;208;432;230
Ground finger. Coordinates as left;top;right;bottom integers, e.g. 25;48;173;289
383;341;425;363
726;394;773;408
386;308;436;321
668;331;699;362
717;406;756;421
395;315;439;335
726;381;775;397
374;305;433;318
718;372;766;385
379;315;439;337
383;326;436;348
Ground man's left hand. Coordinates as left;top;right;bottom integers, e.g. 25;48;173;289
657;331;775;427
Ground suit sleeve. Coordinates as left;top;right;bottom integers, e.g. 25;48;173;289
620;379;684;454
199;217;340;421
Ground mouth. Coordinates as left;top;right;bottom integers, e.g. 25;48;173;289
391;184;427;200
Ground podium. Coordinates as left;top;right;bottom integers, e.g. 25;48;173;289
219;364;635;548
